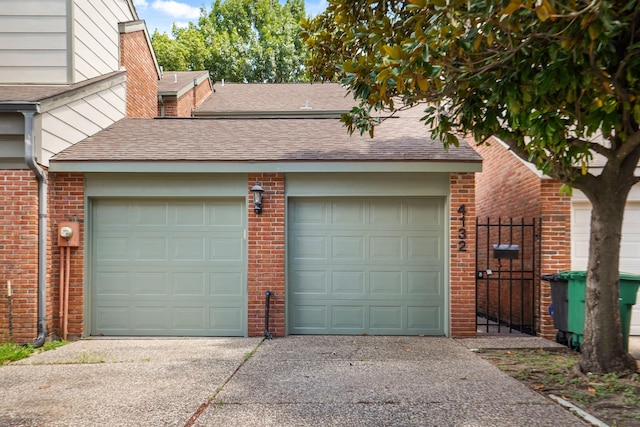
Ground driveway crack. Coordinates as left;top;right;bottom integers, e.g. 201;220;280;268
183;339;265;427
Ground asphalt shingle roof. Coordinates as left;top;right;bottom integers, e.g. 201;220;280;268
194;82;356;114
0;71;125;103
158;71;210;95
51;115;482;163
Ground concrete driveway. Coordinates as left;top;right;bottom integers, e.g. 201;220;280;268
0;336;588;426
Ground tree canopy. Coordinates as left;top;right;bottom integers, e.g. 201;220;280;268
302;0;640;374
151;0;308;82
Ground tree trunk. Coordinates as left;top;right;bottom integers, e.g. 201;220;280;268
579;181;637;374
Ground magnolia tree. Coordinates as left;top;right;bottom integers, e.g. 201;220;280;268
302;0;640;374
151;0;308;82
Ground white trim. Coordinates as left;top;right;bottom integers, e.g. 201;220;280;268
49;161;483;174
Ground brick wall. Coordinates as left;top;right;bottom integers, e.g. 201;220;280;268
194;79;212;109
159;80;213;118
120;30;158;118
247;173;285;337
474;137;542;219
0;170;40;343
473;137;572;339
158;99;178;117
539;179;571;339
49;173;86;340
450;172;477;337
177;91;195;118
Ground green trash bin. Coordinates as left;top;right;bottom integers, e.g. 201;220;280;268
557;271;640;352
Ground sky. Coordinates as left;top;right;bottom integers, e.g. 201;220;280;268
132;0;328;36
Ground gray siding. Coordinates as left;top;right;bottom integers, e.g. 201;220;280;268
40;82;126;165
0;0;69;83
73;0;135;82
0;113;25;168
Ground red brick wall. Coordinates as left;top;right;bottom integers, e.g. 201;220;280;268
539;179;571;339
120;30;158;118
473;137;572;339
0;170;40;343
158;99;178;117
474;137;542;219
450;172;477;337
159;80;212;117
247;173;285;337
177;91;195;118
49;173;86;340
194;79;212;109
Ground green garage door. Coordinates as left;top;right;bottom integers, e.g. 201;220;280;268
91;199;246;336
288;198;446;335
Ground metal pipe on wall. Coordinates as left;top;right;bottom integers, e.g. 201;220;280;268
22;107;47;347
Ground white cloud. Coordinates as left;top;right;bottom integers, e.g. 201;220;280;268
173;21;189;29
151;0;201;19
133;0;149;10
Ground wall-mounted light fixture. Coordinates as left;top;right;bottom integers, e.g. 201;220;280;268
251;182;264;214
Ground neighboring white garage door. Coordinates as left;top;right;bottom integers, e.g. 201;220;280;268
91;199;246;336
288;198;446;335
573;202;640;335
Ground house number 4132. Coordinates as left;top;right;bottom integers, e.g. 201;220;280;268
457;204;467;252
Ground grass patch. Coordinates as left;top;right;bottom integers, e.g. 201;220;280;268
243;348;257;362
0;342;34;364
1;340;68;365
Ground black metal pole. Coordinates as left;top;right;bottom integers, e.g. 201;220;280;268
264;291;273;340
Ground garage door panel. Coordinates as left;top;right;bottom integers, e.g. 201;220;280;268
293;305;328;329
408;271;444;296
292;271;327;294
133;272;168;295
333;201;365;224
289;197;446;335
332;271;364;294
408;200;443;227
210;272;244;295
370;271;402;295
96;236;130;260
172;237;204;260
292;203;329;225
370;306;402;329
91;198;246;337
210;307;243;332
370;201;402;225
210;237;243;261
136;237;169;261
173;307;205;330
333;236;365;259
407;306;442;332
173;272;205;295
332;306;365;329
292;236;326;259
370;236;401;259
171;203;205;226
96;306;129;331
408;236;442;262
96;203;131;226
138;203;169;226
133;306;169;330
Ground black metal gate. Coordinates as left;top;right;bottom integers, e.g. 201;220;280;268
476;217;541;335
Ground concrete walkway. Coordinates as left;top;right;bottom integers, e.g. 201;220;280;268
0;335;597;427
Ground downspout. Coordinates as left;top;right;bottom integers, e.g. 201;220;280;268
21;108;47;347
158;94;165;117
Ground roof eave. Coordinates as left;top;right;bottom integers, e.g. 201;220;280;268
49;160;482;174
191;110;350;119
0;102;40;112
